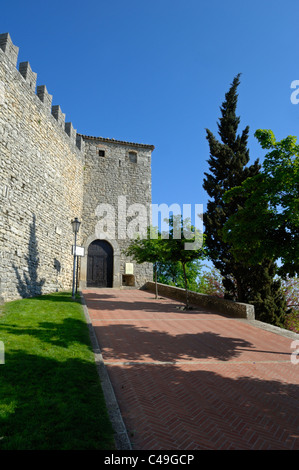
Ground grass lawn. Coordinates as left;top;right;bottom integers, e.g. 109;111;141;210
0;291;115;450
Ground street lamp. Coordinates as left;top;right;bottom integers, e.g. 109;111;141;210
71;217;81;299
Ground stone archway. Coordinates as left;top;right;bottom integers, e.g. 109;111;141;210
80;235;121;288
87;240;113;287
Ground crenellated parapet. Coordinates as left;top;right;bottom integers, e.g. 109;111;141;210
0;32;19;66
65;121;77;147
51;105;65;129
36;85;53;111
0;32;84;152
19;61;37;91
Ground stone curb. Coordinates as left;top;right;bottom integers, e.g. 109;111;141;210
246;318;299;341
79;291;132;450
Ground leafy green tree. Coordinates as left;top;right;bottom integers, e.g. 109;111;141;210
239;259;288;328
223;129;299;278
203;73;260;300
203;75;288;326
162;215;205;309
157;258;204;292
125;220;204;307
124;226;167;299
281;277;299;333
199;266;225;298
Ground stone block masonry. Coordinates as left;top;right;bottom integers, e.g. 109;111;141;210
80;136;154;289
0;33;84;301
0;32;155;302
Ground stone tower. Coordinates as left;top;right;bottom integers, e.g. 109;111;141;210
0;32;154;302
80;135;154;289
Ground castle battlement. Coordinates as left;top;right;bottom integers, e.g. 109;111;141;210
19;61;37;92
0;32;83;152
0;32;153;302
0;32;19;66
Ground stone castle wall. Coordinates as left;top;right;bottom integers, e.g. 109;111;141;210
0;33;85;302
0;33;154;302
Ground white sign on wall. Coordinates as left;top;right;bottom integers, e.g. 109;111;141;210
72;245;85;256
125;263;134;274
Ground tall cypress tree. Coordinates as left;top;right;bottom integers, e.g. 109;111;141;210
203;74;260;300
203;75;287;325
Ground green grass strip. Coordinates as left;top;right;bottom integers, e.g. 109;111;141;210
0;291;115;450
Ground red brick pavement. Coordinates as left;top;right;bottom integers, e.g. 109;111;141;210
82;288;299;450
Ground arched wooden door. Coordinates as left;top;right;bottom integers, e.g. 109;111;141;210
87;240;113;287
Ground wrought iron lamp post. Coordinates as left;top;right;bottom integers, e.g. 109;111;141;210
71;217;81;299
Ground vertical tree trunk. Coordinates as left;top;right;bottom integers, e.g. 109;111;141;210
182;262;189;309
154;262;158;299
236;274;245;303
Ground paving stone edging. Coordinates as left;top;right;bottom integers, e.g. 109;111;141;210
247;318;299;340
79;291;132;450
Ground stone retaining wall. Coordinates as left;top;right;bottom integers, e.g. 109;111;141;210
143;281;255;320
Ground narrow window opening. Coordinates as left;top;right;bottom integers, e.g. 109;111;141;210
128;151;137;163
99;150;105;157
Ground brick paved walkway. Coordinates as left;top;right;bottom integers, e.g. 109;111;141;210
82;288;299;450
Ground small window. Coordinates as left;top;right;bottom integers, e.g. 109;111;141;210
99;150;105;157
128;151;137;163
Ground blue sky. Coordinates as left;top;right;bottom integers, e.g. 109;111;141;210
1;0;299;219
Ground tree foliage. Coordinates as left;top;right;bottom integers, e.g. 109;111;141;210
281;277;299;333
223;129;299;278
125;217;205;308
199;266;225;298
157;258;203;293
203;74;260;300
161;215;205;308
203;75;288;326
124;226;166;299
